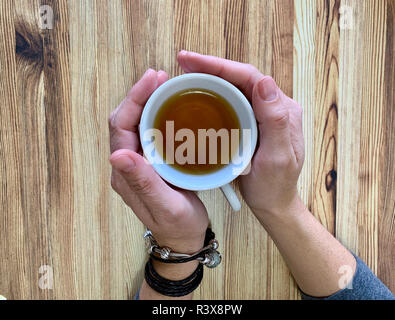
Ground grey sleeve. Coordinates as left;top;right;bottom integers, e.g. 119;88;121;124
134;288;140;300
301;253;395;300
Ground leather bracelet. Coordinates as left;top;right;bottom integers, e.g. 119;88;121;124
144;258;203;297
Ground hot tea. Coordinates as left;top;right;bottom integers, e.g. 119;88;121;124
153;88;240;174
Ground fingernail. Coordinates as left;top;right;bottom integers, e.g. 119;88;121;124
144;68;155;77
258;78;278;102
112;155;136;173
178;50;192;72
157;70;166;77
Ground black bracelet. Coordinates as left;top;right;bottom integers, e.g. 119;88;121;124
204;228;215;245
144;258;204;297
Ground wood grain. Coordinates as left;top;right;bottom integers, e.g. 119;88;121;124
270;0;296;300
0;0;25;299
380;0;395;292
0;0;393;300
312;0;339;235
294;0;316;218
337;0;364;254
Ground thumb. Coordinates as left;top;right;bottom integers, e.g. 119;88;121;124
110;149;174;209
252;77;292;157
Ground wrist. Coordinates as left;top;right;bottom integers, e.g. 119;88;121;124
149;232;205;281
252;194;308;226
141;229;208;299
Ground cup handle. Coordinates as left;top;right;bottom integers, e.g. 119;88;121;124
220;184;241;211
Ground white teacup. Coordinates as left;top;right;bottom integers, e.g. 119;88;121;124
139;73;258;211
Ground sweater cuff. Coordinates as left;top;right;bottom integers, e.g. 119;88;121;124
134;288;140;300
301;253;394;300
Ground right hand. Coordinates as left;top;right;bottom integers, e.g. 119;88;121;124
177;51;305;218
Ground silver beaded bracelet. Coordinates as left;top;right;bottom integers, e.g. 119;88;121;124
143;229;222;268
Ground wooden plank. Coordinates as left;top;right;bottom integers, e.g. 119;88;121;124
70;0;132;300
312;0;340;235
11;0;54;300
94;0;129;300
14;0;49;300
337;0;363;254
69;0;104;299
355;0;387;274
293;0;317;300
0;0;73;299
39;0;74;299
378;0;395;292
0;0;27;300
338;0;387;279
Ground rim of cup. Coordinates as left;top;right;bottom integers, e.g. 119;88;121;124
139;73;258;191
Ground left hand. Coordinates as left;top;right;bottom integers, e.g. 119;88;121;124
109;69;209;254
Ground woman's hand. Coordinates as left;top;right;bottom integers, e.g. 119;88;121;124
177;51;305;219
109;69;209;254
178;52;358;298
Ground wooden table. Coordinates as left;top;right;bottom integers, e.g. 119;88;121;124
0;0;393;300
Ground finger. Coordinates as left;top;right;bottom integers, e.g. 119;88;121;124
109;69;164;153
177;50;264;99
110;68;158;131
252;77;294;159
157;70;168;86
109;128;139;154
110;149;179;214
287;97;305;165
111;168;155;225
